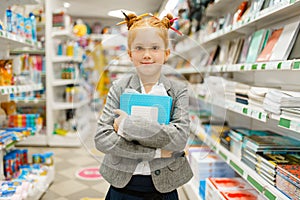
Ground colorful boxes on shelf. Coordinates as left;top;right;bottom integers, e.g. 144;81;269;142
206;177;266;200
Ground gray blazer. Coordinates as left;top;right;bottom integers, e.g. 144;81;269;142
94;73;193;193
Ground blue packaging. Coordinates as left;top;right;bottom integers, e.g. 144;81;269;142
6;9;13;32
29;12;36;41
16;13;24;36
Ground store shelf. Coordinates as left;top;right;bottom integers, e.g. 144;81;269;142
278;116;300;133
52;79;80;86
52;56;82;63
202;1;300;47
202;98;268;122
0;83;43;95
207;60;299;73
17;134;48;146
183;178;203;200
0;30;38;50
52;29;77;41
10;49;45;55
195;128;290;200
52;99;90;110
11;98;46;104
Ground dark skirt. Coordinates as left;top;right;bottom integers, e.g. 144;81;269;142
105;175;179;200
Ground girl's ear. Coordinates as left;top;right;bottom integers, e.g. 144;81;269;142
128;49;133;61
164;49;170;63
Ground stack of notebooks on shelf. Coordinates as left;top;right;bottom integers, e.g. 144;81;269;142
242;134;300;186
263;89;300;117
189;149;236;200
223;79;251;105
228;128;270;160
206;177;266;200
255;153;300;186
247;86;269;112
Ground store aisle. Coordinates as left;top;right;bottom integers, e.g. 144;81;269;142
25;145;189;200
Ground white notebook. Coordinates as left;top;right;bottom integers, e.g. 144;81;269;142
131;106;158;122
269;21;300;61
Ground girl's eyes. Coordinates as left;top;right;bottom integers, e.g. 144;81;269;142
151;46;160;51
135;46;143;51
133;46;161;52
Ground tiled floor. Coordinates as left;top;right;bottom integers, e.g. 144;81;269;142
25;144;189;200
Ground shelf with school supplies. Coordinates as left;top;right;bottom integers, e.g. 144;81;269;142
194;125;290;200
201;1;300;47
197;96;300;141
0;83;43;95
0;30;39;50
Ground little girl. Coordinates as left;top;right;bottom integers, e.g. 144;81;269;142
95;12;193;200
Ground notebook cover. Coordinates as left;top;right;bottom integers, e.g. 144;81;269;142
270;21;300;61
257;28;283;62
246;29;267;63
120;93;173;124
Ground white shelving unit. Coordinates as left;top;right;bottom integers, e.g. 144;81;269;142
171;0;300;199
45;0;92;147
0;2;44;133
194;126;290;200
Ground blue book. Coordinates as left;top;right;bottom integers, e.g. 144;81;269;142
120;93;173;124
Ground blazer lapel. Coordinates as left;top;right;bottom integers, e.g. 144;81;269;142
128;74;142;93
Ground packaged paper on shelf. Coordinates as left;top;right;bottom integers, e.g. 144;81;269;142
120;93;172;124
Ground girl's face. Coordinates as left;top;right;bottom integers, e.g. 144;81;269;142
128;27;170;77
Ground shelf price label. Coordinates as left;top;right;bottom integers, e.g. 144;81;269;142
293;61;300;69
278;61;292;70
265;62;278;70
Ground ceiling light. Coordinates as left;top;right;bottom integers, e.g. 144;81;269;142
108;9;135;19
63;2;71;8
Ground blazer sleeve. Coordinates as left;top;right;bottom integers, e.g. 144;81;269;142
120;84;190;151
94;81;156;161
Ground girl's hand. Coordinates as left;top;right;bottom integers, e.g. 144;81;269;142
113;109;128;132
161;149;173;158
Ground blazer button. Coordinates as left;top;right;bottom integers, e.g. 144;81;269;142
155;170;160;175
